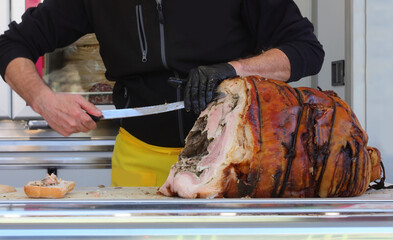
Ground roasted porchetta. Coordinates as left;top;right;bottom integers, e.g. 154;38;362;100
159;76;383;198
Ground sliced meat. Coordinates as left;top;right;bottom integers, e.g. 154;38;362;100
30;173;61;187
159;76;382;198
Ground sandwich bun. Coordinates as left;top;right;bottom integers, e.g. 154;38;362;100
24;174;75;198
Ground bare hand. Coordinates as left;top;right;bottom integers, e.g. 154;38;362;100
4;58;101;136
32;90;102;137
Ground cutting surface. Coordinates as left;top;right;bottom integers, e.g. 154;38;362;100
1;186;174;200
1;186;392;200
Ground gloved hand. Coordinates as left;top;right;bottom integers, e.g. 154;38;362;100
184;63;237;114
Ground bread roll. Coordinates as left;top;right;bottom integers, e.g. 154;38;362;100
24;174;75;199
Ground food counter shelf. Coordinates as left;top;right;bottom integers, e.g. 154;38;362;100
1;187;393;239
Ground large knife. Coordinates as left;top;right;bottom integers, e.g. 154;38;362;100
89;101;185;121
27;101;185;130
27;90;226;129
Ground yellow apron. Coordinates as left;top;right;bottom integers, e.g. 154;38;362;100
111;127;182;187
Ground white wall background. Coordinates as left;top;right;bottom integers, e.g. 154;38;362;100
291;0;347;100
315;0;346;99
365;0;393;183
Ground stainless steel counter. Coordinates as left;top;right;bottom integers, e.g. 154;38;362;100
0;120;117;170
1;187;393;239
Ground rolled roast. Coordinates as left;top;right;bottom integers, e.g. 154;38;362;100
159;76;382;198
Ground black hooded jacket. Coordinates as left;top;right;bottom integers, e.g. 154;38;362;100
0;0;324;147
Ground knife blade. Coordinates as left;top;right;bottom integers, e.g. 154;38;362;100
27;101;185;129
89;101;185;121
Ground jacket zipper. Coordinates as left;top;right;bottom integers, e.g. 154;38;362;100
156;0;169;69
136;5;148;63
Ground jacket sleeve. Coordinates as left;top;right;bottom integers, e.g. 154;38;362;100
0;0;93;79
242;0;325;82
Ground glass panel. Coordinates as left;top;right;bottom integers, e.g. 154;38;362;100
0;0;11;118
43;34;114;105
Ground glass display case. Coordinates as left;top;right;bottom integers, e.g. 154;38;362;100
0;0;11;119
0;0;117;175
44;34;114;106
11;0;115;119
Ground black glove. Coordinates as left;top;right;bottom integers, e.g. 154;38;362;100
184;63;237;114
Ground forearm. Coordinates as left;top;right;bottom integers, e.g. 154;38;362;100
4;57;53;114
4;57;101;136
229;48;291;81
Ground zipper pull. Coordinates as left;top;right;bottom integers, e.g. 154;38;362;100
142;52;147;63
157;1;165;24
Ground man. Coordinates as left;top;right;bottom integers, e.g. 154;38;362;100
0;0;324;187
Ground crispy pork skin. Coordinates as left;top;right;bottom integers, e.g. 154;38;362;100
159;76;382;198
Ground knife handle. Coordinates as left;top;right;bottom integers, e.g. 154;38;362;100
168;77;187;89
168;77;226;101
88;113;103;122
